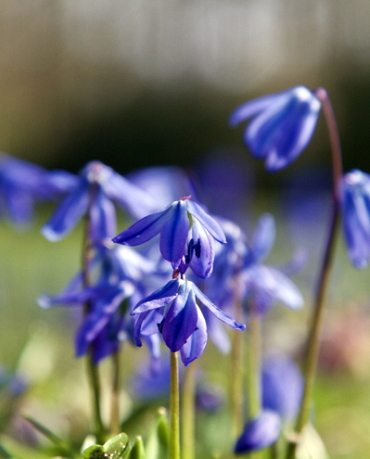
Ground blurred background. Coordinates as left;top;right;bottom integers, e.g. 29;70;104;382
1;1;370;458
0;0;370;184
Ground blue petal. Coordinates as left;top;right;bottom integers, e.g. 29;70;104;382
162;280;198;352
234;410;281;453
4;187;34;224
192;283;246;331
160;200;189;268
250;213;276;263
41;182;90;241
132;279;180;314
229;92;283;127
204;309;231;354
246;87;321;170
342;170;370;269
262;354;303;420
180;305;208;366
186;200;226;243
188;218;215;278
112;203;174;246
244;265;304;310
89;188;117;242
103;169;159;219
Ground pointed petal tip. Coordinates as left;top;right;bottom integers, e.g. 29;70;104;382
37;295;51;309
41;225;64;242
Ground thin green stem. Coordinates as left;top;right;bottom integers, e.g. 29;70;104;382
110;350;121;435
247;310;262;419
231;298;244;437
285;88;343;459
246;307;262;459
82;207;104;439
181;360;197;459
170;351;181;459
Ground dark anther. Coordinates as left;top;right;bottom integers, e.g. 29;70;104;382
157;318;165;334
185;238;201;264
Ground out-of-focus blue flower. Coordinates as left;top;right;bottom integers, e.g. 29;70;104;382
41;161;156;242
0;155;76;225
195;383;225;412
262;354;303;421
241;214;304;315
113;198;226;278
342;169;370;269
38;244;162;364
229;86;321;171
132;278;245;366
234;410;281;454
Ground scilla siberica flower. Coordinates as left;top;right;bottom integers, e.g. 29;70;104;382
234;410;281;454
42;160;157;243
113;197;227;278
229;86;321;171
342;169;370;269
131;277;245;365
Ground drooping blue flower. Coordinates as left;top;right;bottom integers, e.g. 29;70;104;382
113;198;226;278
131;277;245;366
38;243;163;364
234;410;281;454
41;160;157;242
262;354;304;421
229;86;321;171
0;154;76;225
342;169;370;269
240;214;305;314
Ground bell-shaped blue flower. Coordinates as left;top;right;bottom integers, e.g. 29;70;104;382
42;160;157;242
113;198;226;278
262;354;304;421
38;243;162;364
131;278;245;365
342;169;370;269
234;410;281;454
0;154;76;225
229;86;321;171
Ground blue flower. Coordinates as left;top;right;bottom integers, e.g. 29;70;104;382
342;169;370;269
229;86;321;171
113;198;226;278
131;278;245;365
262;354;303;421
234;410;281;454
240;214;304;314
38;244;162;364
0;154;75;225
41;161;157;242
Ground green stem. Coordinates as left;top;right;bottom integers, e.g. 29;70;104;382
110;350;121;435
247;308;262;459
170;351;181;459
285;88;343;459
181;360;197;459
82;209;104;438
231;298;244;437
247;310;261;419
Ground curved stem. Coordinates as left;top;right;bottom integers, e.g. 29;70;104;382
286;88;343;459
170;351;181;459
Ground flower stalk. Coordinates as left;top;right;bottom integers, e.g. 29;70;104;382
231;297;244;437
170;351;181;459
286;88;343;459
110;350;121;435
82;205;105;439
181;360;197;459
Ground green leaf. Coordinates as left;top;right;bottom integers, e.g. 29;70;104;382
22;415;77;459
127;436;146;459
82;444;106;459
145;408;169;459
103;433;130;459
